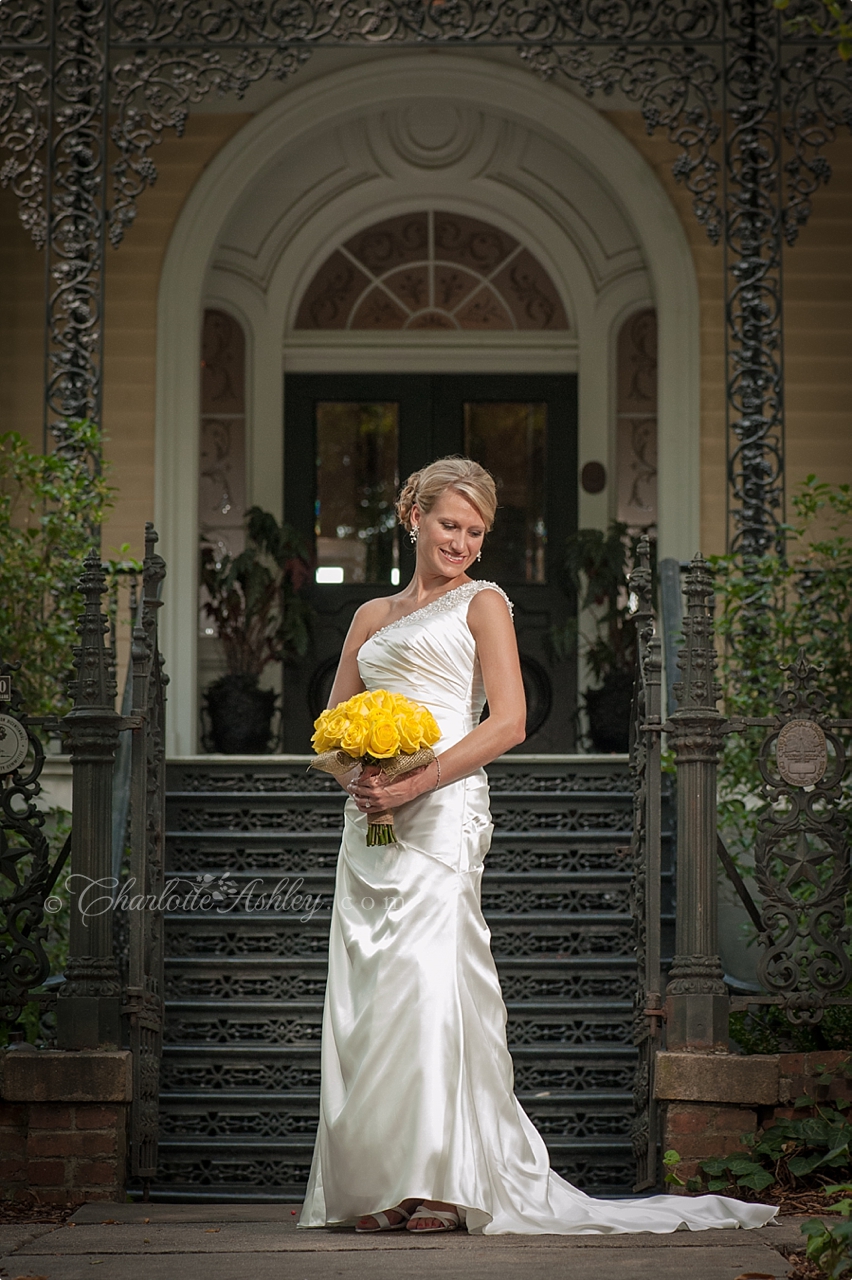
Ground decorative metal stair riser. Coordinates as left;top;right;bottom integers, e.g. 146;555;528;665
156;757;667;1201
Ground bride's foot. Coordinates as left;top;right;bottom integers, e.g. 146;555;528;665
406;1201;460;1232
355;1198;419;1233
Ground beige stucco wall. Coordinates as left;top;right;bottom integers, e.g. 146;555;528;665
0;115;249;563
607;114;852;555
2;105;850;561
0;182;43;447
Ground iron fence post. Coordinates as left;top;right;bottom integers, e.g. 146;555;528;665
665;554;729;1050
57;550;122;1049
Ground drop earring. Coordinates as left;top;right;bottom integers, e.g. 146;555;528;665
476;550;482;561
409;527;418;545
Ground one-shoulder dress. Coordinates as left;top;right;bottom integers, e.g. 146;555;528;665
298;581;776;1235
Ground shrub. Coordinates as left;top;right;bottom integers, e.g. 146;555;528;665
712;477;852;870
0;425;111;716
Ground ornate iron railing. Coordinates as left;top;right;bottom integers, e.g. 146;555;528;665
727;654;852;1025
665;558;852;1033
0;524;167;1184
1;1;851;550
627;541;851;1186
627;534;665;1191
0;671;70;1036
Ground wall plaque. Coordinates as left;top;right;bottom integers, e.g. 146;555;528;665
0;714;29;775
776;719;828;788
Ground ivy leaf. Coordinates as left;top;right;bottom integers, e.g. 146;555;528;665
736;1169;777;1192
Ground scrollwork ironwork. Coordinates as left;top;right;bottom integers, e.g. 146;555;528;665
0;663;70;1031
745;650;852;1023
0;0;850;543
125;523;168;1180
626;534;664;1191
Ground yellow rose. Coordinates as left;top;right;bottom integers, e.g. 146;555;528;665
395;715;422;754
324;711;349;749
311;710;333;753
416;708;440;747
340;716;371;758
366;714;400;759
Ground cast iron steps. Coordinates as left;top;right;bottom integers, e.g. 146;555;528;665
153;754;657;1202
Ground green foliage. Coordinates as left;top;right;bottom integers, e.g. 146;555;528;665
662;1148;685;1186
712;477;852;869
667;1064;852;1220
731;1004;852;1055
551;522;652;679
200;506;314;677
694;1154;777;1194
774;0;852;61
680;1064;852;1203
0;426;111;716
0;804;71;1046
802;1185;852;1280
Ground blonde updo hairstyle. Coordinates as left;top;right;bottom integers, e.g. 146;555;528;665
395;457;498;533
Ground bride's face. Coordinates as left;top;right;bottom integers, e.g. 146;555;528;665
412;489;486;578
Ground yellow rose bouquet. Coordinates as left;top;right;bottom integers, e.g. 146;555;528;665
310;690;441;846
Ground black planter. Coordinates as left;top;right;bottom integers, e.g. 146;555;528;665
584;671;634;754
204;674;277;754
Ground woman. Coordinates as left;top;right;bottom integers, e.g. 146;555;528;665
299;457;775;1236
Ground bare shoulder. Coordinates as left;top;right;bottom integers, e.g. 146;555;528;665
350;594;403;640
467;584;514;632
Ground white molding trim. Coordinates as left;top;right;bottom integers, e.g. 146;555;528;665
156;53;700;755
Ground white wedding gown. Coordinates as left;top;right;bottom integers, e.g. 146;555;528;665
299;581;776;1235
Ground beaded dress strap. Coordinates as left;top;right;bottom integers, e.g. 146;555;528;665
368;581;513;643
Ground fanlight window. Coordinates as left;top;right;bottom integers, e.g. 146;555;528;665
295;211;569;332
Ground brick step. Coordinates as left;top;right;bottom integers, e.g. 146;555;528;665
161;999;634;1049
164;832;639;877
157;1093;635;1141
150;1137;634;1201
163;911;646;961
160;1043;637;1099
159;871;638;917
166;757;630;792
163;956;639;1003
154;753;645;1201
165;793;632;829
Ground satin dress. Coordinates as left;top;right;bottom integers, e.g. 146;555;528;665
299;581;776;1235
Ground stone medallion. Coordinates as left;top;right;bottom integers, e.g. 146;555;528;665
776;719;828;788
0;714;30;775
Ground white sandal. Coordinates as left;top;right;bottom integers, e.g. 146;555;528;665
355;1205;412;1233
407;1204;460;1233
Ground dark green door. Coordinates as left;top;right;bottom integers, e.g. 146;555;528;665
282;373;577;752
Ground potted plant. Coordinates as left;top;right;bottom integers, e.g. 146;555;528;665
200;507;313;753
557;523;648;754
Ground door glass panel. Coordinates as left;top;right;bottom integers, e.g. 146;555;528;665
315;402;400;584
464;402;547;583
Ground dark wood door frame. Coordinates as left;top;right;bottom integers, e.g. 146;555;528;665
282;372;577;753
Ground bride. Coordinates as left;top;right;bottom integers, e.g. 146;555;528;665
298;456;775;1236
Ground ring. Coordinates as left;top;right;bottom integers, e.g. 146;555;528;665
365;800;371;809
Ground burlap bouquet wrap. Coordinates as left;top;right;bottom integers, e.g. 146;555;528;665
309;690;440;847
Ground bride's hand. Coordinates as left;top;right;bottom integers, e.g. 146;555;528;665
348;762;435;813
335;761;362;794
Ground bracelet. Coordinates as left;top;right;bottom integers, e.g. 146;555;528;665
433;756;442;790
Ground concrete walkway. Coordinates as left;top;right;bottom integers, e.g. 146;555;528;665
0;1203;804;1280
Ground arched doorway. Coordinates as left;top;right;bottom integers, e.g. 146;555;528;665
281;208;576;749
154;54;699;755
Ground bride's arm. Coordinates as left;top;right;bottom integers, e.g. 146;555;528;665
323;600;390;793
351;589;525;812
326;599;388;707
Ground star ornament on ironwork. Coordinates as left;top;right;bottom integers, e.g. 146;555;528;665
776;830;832;891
